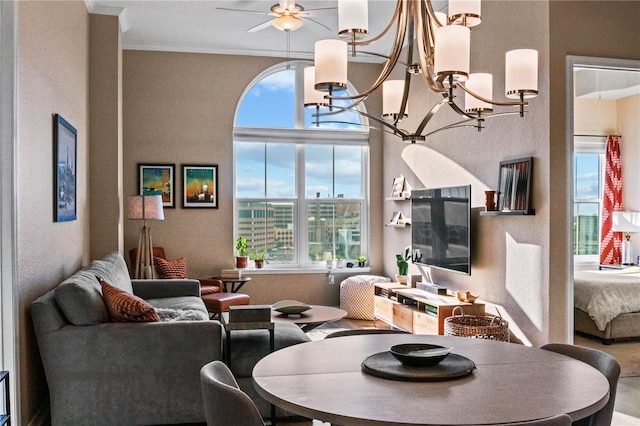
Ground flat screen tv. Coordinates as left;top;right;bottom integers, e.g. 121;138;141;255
411;185;471;275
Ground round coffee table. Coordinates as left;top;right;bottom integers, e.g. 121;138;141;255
271;305;347;331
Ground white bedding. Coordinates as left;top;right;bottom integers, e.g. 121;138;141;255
574;267;640;331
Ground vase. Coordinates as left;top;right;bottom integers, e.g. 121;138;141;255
235;256;249;269
395;274;407;284
254;259;264;269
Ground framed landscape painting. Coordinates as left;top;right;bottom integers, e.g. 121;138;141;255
138;163;175;208
182;164;218;208
54;114;77;222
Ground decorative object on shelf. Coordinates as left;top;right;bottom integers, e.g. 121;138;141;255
390;175;406;198
235;236;249;269
336;256;345;268
389;344;452;367
250;249;267;269
497;157;533;213
304;0;539;143
182;164;218;208
357;256;367;268
272;300;312;315
128;194;165;279
456;291;479;304
484;190;496;211
395;246;411;283
612;211;640;265
54;114;77;222
325;251;334;268
138;163;175;208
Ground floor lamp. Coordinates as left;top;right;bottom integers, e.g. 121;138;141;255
612;211;640;265
128;195;164;279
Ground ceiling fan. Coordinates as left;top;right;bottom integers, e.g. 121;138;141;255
217;0;335;33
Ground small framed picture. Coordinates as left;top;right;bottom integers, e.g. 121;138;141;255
497;157;533;212
54;114;77;222
138;163;175;208
390;175;405;198
182;164;218;208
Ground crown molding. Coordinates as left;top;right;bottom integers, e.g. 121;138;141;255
84;0;129;33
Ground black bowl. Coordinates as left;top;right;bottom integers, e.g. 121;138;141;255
389;344;452;367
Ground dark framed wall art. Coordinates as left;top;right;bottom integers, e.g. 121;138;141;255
497;157;533;213
138;163;175;208
182;164;218;208
54;114;77;222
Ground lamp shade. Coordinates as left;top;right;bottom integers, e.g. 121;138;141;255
465;73;493;113
382;80;408;119
448;0;481;27
304;66;328;106
272;15;303;32
505;49;539;99
128;195;164;220
612;211;640;233
434;25;470;81
338;0;368;38
314;39;348;91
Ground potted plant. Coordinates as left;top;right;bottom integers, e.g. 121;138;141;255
336;256;344;268
250;249;267;269
356;256;367;268
235;236;249;269
395;246;411;284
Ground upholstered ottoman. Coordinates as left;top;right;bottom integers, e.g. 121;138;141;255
201;292;250;317
340;275;392;320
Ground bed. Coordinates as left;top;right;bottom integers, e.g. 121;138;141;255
574;266;640;344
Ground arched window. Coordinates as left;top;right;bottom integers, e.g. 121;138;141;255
234;61;369;269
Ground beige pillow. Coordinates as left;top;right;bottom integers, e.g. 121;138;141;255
100;280;160;322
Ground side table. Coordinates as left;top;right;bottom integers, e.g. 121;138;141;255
211;276;252;292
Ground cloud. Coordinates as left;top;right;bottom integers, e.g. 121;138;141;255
250;70;295;97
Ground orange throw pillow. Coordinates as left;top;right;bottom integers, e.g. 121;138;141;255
100;280;160;322
154;257;188;279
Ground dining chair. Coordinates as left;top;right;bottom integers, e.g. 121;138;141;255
325;328;409;338
200;360;265;426
540;343;621;426
498;413;572;426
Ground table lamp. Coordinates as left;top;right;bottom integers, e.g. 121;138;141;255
611;211;640;265
128;195;164;278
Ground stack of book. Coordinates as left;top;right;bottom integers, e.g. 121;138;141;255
221;268;241;279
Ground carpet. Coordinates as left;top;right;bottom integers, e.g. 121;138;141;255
574;333;640;378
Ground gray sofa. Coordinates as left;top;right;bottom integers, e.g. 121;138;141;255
30;252;310;425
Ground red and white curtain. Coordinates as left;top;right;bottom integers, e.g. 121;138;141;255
600;135;623;265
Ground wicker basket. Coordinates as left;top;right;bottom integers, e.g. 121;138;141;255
445;307;510;342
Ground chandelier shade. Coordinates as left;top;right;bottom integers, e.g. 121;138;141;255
304;66;329;107
305;0;539;143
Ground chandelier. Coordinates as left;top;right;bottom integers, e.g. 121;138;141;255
303;0;539;143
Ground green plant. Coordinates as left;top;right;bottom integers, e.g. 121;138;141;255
250;249;266;261
235;236;248;257
396;246;411;275
356;256;367;263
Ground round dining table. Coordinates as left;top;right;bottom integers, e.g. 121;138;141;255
252;334;610;425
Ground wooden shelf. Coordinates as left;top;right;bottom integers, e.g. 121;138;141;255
480;209;535;216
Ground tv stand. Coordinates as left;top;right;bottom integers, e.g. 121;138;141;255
373;282;485;335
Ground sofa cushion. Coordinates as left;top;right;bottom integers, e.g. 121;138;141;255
101;280;160;322
146;296;208;313
54;270;110;325
90;252;134;293
154;256;188;279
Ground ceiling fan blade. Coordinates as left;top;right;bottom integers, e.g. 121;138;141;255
300;16;332;32
215;7;271;16
247;20;275;33
300;7;338;17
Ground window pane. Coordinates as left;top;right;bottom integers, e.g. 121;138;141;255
236;142;265;198
574;154;600;200
334;145;362;198
574;202;600;255
236;70;295;128
266;144;295;198
306;145;334;198
238;201;295;262
307;202;362;261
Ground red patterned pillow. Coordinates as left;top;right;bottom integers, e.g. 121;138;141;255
154;257;188;279
100;280;160;322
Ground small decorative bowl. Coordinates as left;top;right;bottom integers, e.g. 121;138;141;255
389;344;452;367
271;300;312;315
456;291;479;304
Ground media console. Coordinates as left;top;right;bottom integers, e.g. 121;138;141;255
373;282;485;335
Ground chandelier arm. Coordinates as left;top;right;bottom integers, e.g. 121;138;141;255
423;0;445;28
458;83;528;107
447;97;480;120
392;6;416;127
413;96;450;136
423;110;528;138
356;51;411;69
347;0;403;48
316;104;409;138
414;2;447;93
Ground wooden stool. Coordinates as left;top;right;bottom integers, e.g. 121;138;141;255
201;292;251;318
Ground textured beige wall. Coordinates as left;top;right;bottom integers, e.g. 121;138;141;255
549;0;640;342
122;51;385;305
17;1;89;422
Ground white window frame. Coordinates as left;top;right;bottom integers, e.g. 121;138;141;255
233;61;370;271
